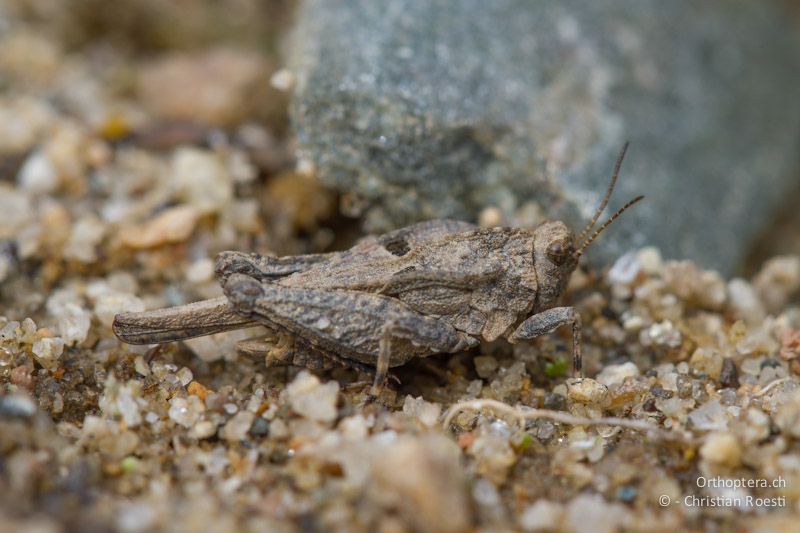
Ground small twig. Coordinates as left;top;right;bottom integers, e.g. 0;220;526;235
442;398;693;443
752;377;796;397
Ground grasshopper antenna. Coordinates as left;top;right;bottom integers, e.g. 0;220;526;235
573;194;644;258
574;142;629;246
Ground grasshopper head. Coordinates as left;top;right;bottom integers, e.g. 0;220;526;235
532;143;644;308
532;220;578;308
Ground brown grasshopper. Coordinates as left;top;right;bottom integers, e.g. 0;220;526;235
113;144;642;397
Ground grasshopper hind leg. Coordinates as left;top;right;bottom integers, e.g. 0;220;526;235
215;251;335;282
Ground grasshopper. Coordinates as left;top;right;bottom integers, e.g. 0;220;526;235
114;144;642;397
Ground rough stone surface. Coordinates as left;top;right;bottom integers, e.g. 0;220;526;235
288;0;800;273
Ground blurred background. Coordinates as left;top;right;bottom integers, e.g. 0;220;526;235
1;0;799;291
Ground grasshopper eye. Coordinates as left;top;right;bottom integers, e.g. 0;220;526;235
546;241;571;265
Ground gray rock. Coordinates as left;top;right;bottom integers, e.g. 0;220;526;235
288;0;800;273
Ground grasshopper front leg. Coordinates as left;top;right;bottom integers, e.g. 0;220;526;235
509;307;583;377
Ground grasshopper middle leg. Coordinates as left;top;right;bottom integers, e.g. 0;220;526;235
236;333;388;375
369;313;479;398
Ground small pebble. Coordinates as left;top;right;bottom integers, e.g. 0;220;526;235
636;246;663;275
187;381;210;400
286;371;340;423
543;392;566;411
170;148;233;215
650;385;673;399
753;255;800;312
727;278;766;325
718;357;740;388
478;206;503;228
689;348;723;379
371;434;469;533
191;420;218;440
31;337;64;370
402;395;441;427
133;356;150;377
472;477;506;524
607;251;640;285
621;313;645;332
10;365;33;389
663;260;727;309
186;258;215;284
616;485;637;503
184;329;253;363
566;378;610;407
249;417;270;438
700;432;742;467
596;362;640;387
176;367;194;386
535;420;556;441
17;149;58;194
269;418;290;440
168;396;204;428
221;411;256;442
744;407;770;442
339;415;369;440
774;391;800;439
46;289;91;346
520;500;563;531
469;424;517;484
473;355;498;379
656;397;688;419
740;357;763;376
0;393;37;417
139;48;269;126
119;205;199;249
63;215;105;263
641;320;682;348
270;68;295;91
718;388;738;406
565;494;627;533
92;289;145;328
